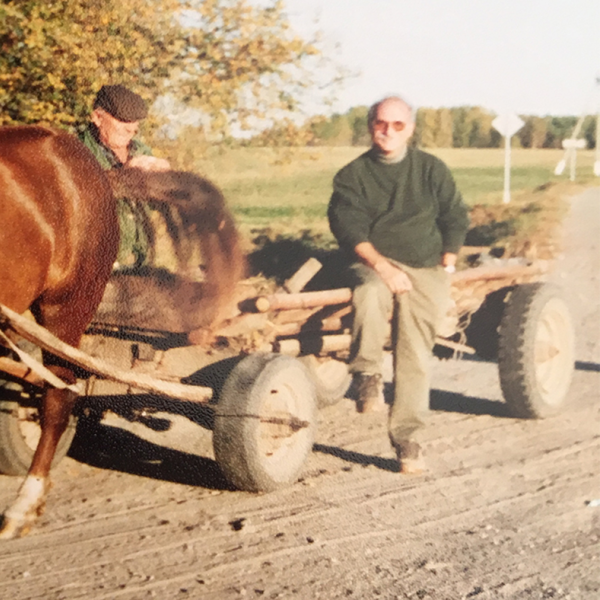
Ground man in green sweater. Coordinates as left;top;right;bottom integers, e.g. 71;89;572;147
80;84;170;268
328;96;469;473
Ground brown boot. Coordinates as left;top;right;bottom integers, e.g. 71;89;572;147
354;373;386;413
394;440;426;474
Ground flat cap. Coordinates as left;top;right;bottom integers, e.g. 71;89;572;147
93;84;148;122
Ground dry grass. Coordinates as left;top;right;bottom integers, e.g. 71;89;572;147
147;145;597;277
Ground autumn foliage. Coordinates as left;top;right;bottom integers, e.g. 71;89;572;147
0;0;325;136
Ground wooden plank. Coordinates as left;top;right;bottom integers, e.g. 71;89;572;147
0;304;213;404
254;288;353;312
451;262;548;285
283;258;323;293
0;356;44;386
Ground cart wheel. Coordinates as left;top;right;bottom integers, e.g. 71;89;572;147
498;283;574;418
0;381;77;475
300;355;351;408
213;353;317;492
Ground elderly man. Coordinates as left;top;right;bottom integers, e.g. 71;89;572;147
80;84;169;267
328;96;469;473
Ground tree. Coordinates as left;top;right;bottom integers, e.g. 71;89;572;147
0;0;337;138
545;116;578;148
348;106;369;146
248;118;315;147
582;115;597;149
415;107;438;147
434;107;453;147
309;112;353;146
518;116;548;148
465;106;497;148
450;106;501;148
451;107;470;148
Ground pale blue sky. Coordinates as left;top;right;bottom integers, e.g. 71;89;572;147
282;0;600;117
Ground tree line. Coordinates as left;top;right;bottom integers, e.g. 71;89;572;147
250;106;597;149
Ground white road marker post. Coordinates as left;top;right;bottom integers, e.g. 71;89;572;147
555;111;586;177
562;138;587;182
595;103;600;177
492;113;525;204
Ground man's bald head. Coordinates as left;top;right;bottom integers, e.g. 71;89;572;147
367;96;414;131
368;95;416;159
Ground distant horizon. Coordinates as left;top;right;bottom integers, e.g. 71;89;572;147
310;101;594;120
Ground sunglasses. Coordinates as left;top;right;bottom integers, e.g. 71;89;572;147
373;119;406;133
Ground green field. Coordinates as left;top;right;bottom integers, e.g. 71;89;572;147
188;147;597;245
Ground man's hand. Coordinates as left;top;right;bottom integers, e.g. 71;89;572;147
354;242;412;294
373;259;413;294
128;155;171;172
441;252;457;273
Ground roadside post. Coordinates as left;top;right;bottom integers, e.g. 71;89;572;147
492;113;525;204
561;138;587;181
595;103;600;177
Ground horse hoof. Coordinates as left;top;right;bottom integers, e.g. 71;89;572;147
0;514;32;540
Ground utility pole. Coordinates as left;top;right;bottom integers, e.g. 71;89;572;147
556;76;600;179
554;113;587;179
595;76;600;177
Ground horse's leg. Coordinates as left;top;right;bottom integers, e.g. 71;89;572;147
0;303;85;539
0;382;77;539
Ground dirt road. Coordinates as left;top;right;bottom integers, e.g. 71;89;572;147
1;188;599;600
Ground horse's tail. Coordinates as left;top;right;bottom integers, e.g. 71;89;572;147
106;168;246;327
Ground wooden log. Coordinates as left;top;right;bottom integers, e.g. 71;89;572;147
451;262;548;286
0;328;82;392
434;337;476;355
273;305;352;329
283;258;323;293
272;307;321;325
275;338;301;356
253;288;353;312
0;304;213;404
0;356;44;387
210;312;271;338
276;331;475;357
274;317;344;337
253;296;272;313
275;333;352;356
325;305;353;320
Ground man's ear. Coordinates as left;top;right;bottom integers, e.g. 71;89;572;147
90;108;103;127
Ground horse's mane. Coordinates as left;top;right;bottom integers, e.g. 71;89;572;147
106;168;246;328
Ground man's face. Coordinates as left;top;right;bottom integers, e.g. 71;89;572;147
370;99;415;157
91;108;139;152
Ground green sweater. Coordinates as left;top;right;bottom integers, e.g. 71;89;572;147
328;148;469;268
79;124;154;266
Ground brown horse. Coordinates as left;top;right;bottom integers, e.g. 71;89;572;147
0;126;118;538
0;126;244;539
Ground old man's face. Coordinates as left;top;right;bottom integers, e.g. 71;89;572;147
91;108;140;153
370;98;415;158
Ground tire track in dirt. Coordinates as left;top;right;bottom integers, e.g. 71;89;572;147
0;188;599;600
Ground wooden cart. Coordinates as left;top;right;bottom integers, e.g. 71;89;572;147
0;250;575;490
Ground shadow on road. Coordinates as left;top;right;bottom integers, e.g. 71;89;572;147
575;360;600;372
69;396;233;490
382;382;511;418
313;443;399;472
430;388;512;418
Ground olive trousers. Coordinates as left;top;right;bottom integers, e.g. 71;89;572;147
349;261;450;448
